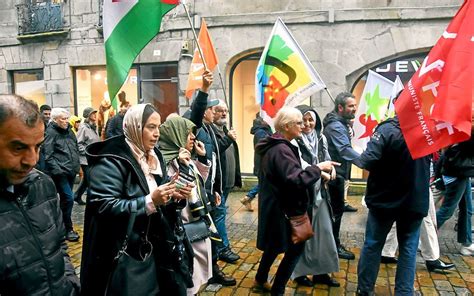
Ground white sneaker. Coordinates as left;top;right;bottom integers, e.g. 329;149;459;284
460;244;474;256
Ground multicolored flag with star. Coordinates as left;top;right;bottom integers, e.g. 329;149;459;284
255;18;326;126
352;70;394;152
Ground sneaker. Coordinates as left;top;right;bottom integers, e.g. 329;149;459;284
240;196;254;212
460;244;474;256
66;230;80;242
219;247;240;263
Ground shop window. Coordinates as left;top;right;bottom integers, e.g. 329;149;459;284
139;63;178;120
12;69;46;107
74;63;178;126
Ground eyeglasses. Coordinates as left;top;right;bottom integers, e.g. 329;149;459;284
291;121;304;126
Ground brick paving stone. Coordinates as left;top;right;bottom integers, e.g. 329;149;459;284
420;287;439;295
448;276;467;287
438;291;456;296
418;276;435;287
452;287;472;296
434;280;454;291
431;273;449;280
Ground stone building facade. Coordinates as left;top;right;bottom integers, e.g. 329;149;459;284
0;0;461;174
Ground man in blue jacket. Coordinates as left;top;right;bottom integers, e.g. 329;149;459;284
355;113;430;295
323;92;363;260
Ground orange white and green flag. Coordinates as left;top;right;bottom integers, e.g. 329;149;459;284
256;18;326;125
104;0;179;105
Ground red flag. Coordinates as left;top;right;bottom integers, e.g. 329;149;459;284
395;0;473;159
185;19;219;99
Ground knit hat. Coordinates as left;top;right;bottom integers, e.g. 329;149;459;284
83;107;97;118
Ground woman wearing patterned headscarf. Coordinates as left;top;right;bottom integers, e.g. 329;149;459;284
81;104;194;295
159;116;218;295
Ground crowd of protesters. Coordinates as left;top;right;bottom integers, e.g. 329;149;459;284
0;74;472;296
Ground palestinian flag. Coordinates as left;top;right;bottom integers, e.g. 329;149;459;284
104;0;179;105
256;18;326;125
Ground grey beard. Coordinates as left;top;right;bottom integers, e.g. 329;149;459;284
215;119;227;127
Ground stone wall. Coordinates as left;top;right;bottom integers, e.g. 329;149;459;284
0;0;462;111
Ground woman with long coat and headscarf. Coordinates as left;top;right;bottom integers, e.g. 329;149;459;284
159;116;219;295
253;106;338;295
291;105;340;287
80;104;194;295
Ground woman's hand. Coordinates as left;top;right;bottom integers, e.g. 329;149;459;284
173;183;195;200
201;70;213;93
316;161;340;173
330;165;337;180
178;148;191;166
151;182;176;206
194;140;206;156
214;192;221;206
321;171;331;183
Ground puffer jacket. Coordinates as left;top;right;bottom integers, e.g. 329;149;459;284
81;136;193;296
0;170;80;295
43;122;80;177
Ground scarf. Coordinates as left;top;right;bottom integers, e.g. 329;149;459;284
123;104;162;177
301;110;319;163
159;116;196;164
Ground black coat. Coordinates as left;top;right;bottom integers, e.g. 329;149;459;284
359;118;430;218
0;170;80;295
81;136;193;295
43;122;80;177
250;118;272;176
211;124;242;189
255;134;322;253
441;136;474;178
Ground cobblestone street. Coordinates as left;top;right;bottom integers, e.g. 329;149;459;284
68;192;474;295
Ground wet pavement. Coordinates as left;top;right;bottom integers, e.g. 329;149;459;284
68;191;474;295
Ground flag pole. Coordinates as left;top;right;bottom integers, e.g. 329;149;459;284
181;2;208;70
324;87;335;104
216;65;229;107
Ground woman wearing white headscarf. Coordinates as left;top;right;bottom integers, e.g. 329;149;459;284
81;104;194;295
291;105;340;287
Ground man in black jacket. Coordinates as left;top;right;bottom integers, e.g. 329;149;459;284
356;116;430;295
0;95;80;295
43;108;81;242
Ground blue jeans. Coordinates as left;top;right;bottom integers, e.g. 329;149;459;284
215;187;230;253
357;210;422;295
52;174;76;231
436;177;472;244
246;184;259;200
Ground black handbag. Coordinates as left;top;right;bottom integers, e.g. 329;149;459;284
183;218;211;243
105;200;160;296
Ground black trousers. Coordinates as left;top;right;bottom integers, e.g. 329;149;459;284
255;242;305;294
327;175;345;248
